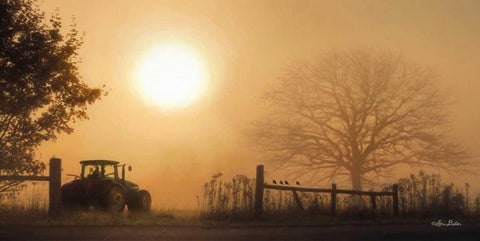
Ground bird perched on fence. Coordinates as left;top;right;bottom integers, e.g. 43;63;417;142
273;180;277;184
296;181;300;185
285;180;289;185
280;181;283;185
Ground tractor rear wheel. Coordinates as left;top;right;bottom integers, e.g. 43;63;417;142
101;184;125;212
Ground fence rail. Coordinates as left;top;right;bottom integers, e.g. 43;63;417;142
254;164;399;218
0;158;61;218
263;184;395;196
0;176;50;181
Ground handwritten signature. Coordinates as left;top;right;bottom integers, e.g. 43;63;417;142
431;219;462;227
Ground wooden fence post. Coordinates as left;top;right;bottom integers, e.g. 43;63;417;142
392;183;399;217
331;183;337;216
49;158;61;218
370;194;377;211
254;164;264;218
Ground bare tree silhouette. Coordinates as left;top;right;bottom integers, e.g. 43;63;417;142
252;49;472;190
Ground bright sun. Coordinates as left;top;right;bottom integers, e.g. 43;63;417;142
136;44;208;110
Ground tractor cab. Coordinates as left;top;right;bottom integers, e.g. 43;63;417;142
80;160;120;180
79;160;132;182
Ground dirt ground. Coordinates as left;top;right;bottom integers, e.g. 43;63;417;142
0;223;478;241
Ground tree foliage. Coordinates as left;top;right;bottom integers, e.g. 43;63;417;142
0;0;102;192
252;49;471;190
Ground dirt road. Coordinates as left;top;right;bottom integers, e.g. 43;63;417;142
0;223;478;241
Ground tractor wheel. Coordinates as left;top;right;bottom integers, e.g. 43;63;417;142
61;183;72;204
136;190;151;211
127;190;151;212
101;184;125;212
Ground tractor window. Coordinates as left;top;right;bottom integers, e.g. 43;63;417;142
81;164;117;179
103;164;117;179
83;164;101;179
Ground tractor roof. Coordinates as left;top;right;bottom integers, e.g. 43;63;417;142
80;160;119;165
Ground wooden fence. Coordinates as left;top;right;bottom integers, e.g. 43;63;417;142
254;165;399;217
0;158;61;217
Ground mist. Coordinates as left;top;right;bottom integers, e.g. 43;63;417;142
36;0;480;208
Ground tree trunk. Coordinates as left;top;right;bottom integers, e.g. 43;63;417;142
350;168;362;191
350;168;364;208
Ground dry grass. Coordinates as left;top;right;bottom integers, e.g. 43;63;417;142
0;206;200;226
0;183;199;226
2;171;479;225
200;171;480;221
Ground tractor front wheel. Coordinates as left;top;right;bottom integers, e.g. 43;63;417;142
127;190;151;212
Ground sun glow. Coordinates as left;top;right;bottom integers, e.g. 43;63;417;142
136;44;208;110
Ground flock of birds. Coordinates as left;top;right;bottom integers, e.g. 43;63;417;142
272;180;300;185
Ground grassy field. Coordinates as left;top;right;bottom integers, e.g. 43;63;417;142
0;205;202;226
1;170;479;226
200;171;480;221
0;183;199;226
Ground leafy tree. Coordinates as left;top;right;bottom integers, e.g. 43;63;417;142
252;49;472;190
0;0;102;193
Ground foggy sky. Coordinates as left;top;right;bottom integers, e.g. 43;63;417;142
37;0;480;208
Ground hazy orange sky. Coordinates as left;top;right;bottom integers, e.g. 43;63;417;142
36;0;480;208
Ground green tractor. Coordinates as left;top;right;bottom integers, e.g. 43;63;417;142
61;160;151;212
